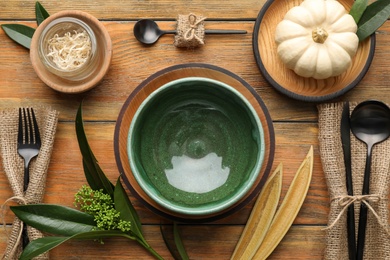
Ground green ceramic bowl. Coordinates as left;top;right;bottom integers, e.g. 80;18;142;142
128;77;265;215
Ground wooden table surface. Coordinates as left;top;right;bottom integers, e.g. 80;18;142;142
1;0;389;259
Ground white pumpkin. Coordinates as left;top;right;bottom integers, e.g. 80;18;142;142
275;0;359;79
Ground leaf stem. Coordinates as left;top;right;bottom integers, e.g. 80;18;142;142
127;234;164;260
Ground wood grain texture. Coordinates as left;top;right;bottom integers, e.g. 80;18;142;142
0;122;326;224
0;0;390;258
1;22;390;121
0;225;325;259
0;0;267;20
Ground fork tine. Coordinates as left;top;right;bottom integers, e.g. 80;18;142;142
27;108;34;144
23;108;29;144
18;108;23;145
31;108;41;147
28;108;36;144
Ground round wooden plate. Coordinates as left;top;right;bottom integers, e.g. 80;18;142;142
114;63;275;223
253;0;375;102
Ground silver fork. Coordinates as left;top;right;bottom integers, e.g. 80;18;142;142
17;107;41;247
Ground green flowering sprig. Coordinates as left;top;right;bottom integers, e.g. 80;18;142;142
74;185;132;233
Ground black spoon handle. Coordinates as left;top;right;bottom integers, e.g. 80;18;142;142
205;30;247;34
341;101;356;260
357;203;369;260
356;147;373;260
162;30;176;34
163;29;247;35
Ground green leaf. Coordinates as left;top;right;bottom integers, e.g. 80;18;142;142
358;0;390;25
114;179;164;260
20;236;68;260
75;104;163;260
357;0;390;41
349;0;369;24
1;24;35;49
160;225;182;260
35;1;50;25
75;103;115;196
160;223;189;260
20;230;134;260
11;204;95;236
173;223;189;260
114;178;144;239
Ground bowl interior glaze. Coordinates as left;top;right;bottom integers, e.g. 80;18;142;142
128;77;265;215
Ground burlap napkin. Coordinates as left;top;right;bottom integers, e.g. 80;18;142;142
174;13;206;48
0;107;58;260
318;102;390;259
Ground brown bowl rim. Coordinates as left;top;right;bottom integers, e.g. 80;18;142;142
114;63;276;223
253;0;376;102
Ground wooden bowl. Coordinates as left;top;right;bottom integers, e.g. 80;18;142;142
114;63;275;223
253;0;375;102
30;10;112;94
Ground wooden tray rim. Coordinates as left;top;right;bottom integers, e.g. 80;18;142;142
252;0;376;102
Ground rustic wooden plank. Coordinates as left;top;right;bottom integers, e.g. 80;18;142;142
0;121;328;225
1;1;390;258
0;224;325;259
10;117;390;227
0;0;267;20
0;21;270;120
1;21;389;123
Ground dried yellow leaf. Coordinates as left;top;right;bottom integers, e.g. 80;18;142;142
253;145;314;260
231;163;283;260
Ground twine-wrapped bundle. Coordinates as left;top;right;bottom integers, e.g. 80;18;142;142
318;102;390;259
174;13;206;48
0;107;58;260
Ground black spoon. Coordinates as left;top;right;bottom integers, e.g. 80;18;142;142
133;19;247;45
350;100;390;260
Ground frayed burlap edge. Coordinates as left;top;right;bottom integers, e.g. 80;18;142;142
318;102;390;260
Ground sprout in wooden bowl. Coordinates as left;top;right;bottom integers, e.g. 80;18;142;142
30;10;112;94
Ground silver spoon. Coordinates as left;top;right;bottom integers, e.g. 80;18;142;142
133;19;247;45
350;100;390;260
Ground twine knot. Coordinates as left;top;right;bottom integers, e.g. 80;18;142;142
1;196;28;260
183;14;206;43
324;194;390;237
1;196;28;227
1;196;28;226
338;194;380;207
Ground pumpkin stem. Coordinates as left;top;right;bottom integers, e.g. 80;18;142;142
312;27;328;44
